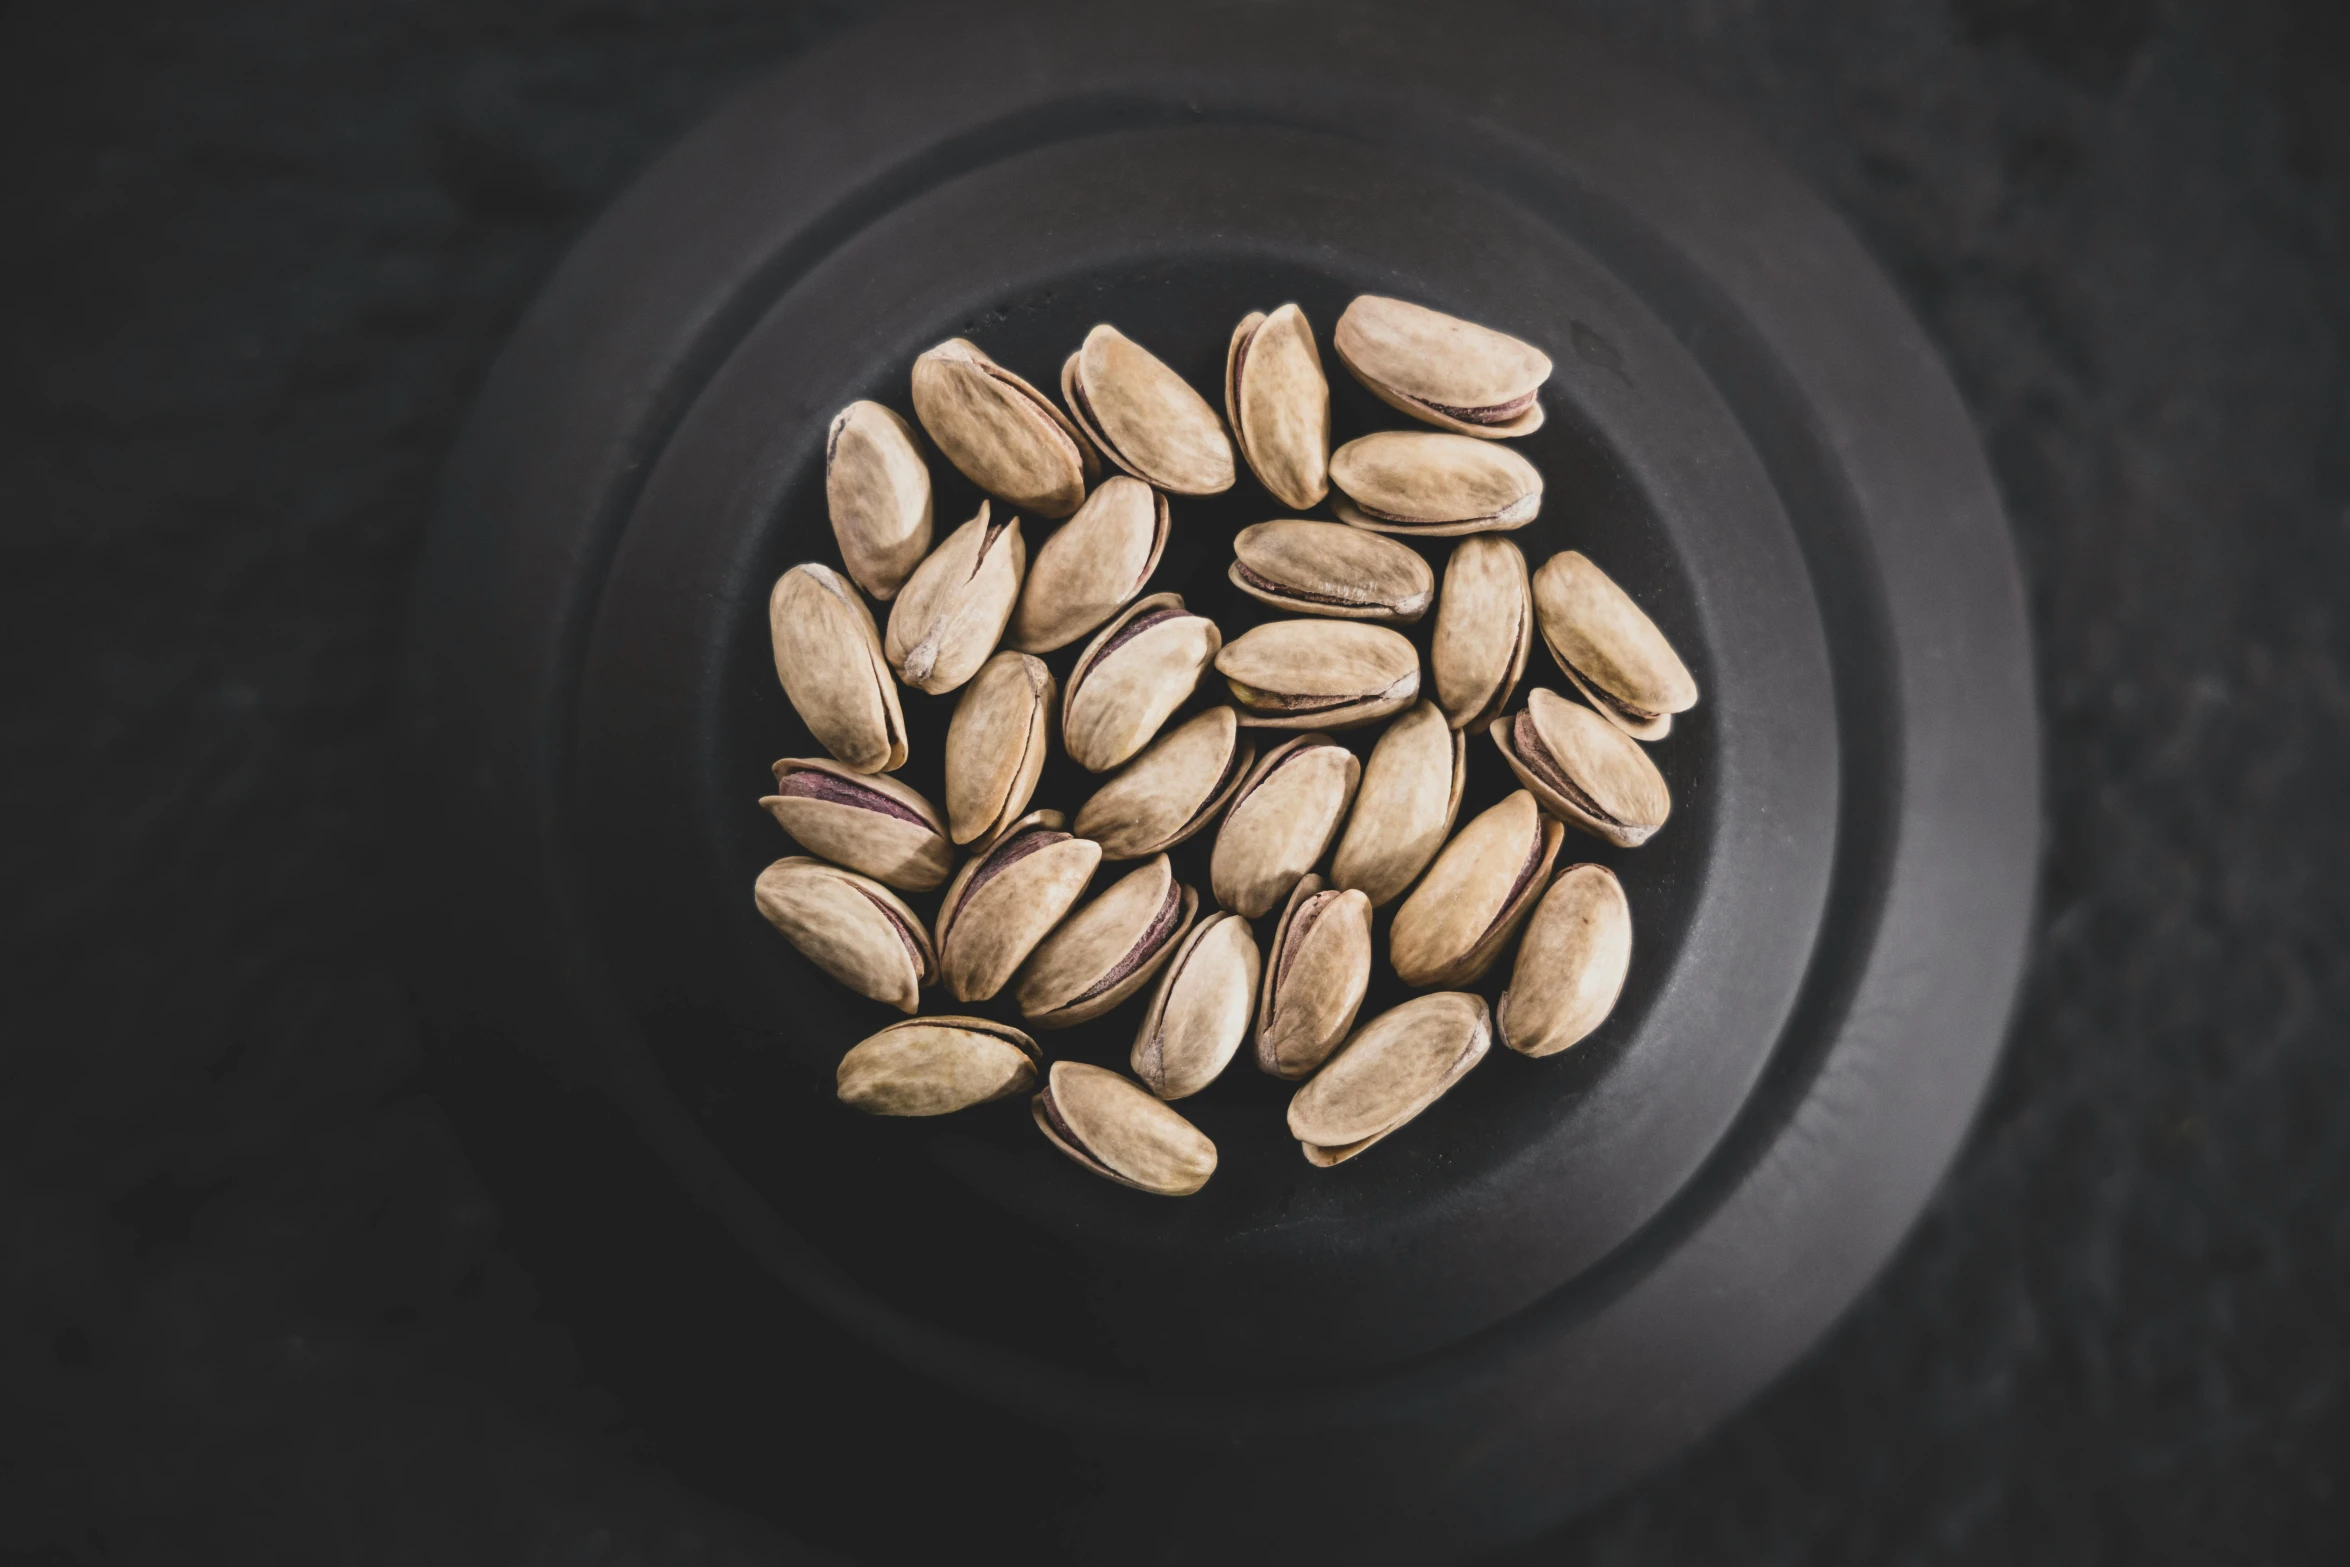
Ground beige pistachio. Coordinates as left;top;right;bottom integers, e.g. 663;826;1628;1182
1289;991;1491;1167
1255;875;1373;1081
1329;431;1542;536
1061;592;1222;773
1004;476;1167;654
767;564;908;774
1328;701;1465;907
1014;855;1199;1029
760;759;952;892
1208;733;1361;919
1072;705;1255;860
1224;303;1331;509
1431;534;1532;732
943;651;1054;847
1131;912;1260;1100
1061;324;1235;496
1033;1060;1217;1196
1499;865;1632;1059
1491;688;1672;847
836;1017;1039;1117
909;338;1096;517
824;401;933;600
884;501;1026;696
753;856;934;1013
1228;519;1433;623
1388;790;1564;988
932;810;1102;1002
1530;550;1698;741
1215;618;1420;730
1332;295;1551;438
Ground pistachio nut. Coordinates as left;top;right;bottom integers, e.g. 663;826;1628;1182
1289;991;1492;1167
1255;875;1373;1081
1032;1060;1217;1196
825;400;933;600
1132;912;1260;1100
1328;430;1542;536
1005;476;1167;653
932;810;1102;1002
760;759;952;892
1061;592;1222;773
1072;705;1255;860
1388;790;1564;988
942;651;1055;847
836;1017;1040;1117
1329;701;1465;907
1491;687;1672;847
1228;519;1433;623
767;563;908;774
909;338;1096;518
1332;295;1551;439
1498;864;1632;1059
1431;534;1532;732
1061;324;1235;496
1208;733;1361;919
884;500;1026;695
1214;618;1420;730
753;856;934;1013
1530;550;1698;741
1224;303;1331;509
1014;854;1198;1029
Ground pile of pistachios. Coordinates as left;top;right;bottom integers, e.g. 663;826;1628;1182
755;295;1695;1195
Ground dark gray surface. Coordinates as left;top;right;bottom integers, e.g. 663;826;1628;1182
3;1;2344;1562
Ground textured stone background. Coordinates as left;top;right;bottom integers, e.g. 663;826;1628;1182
3;1;2344;1561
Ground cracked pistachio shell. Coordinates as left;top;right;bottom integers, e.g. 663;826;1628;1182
944;651;1055;847
836;1017;1039;1117
1061;324;1235;496
1132;912;1260;1100
753;856;934;1013
1530;550;1698;741
1062;592;1222;773
1499;865;1632;1059
767;564;908;774
1329;430;1543;536
760;759;952;892
1388;790;1564;989
884;501;1026;695
1208;733;1361;920
1073;705;1255;860
1329;701;1465;907
1228;519;1433;623
1289;991;1492;1167
1255;875;1373;1081
1033;1061;1217;1196
1492;687;1672;848
1431;534;1532;732
825;401;933;600
932;810;1101;1002
910;338;1096;517
1015;854;1198;1029
1215;618;1420;730
1332;295;1551;438
1225;304;1331;509
1005;476;1167;653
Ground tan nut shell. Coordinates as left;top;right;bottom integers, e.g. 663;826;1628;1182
1289;991;1492;1166
909;338;1095;518
1228;519;1433;623
1014;855;1199;1029
1224;304;1331;509
1208;733;1361;919
1431;534;1532;732
1255;876;1373;1081
760;759;952;892
932;810;1101;1002
824;401;933;600
1498;865;1632;1058
1005;476;1167;653
1329;701;1465;907
1329;430;1543;536
1530;550;1698;741
753;856;933;1013
1034;1061;1217;1196
1061;324;1235;496
1132;913;1260;1100
767;564;907;774
1215;618;1421;730
943;651;1055;846
1491;688;1673;848
1388;790;1564;988
884;501;1026;695
1332;295;1551;438
1072;705;1255;860
836;1017;1039;1117
1062;592;1222;773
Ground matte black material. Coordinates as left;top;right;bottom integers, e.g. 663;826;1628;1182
404;0;2038;1554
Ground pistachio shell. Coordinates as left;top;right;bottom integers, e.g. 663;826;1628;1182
1062;592;1222;772
759;759;953;892
836;1017;1039;1117
1431;534;1532;732
753;856;933;1013
1329;431;1543;536
1289;991;1491;1166
943;651;1055;846
767;564;908;774
1215;618;1420;730
1208;733;1361;919
1005;476;1168;653
884;501;1026;695
824;401;933;600
1033;1061;1217;1196
1014;855;1199;1029
1224;304;1331;508
1332;295;1551;438
1328;701;1465;907
1228;519;1433;623
1061;324;1235;496
932;810;1102;1002
1072;706;1256;860
1388;790;1564;988
1255;875;1373;1080
909;338;1095;517
1498;865;1632;1059
1530;550;1698;741
1132;912;1260;1100
1491;688;1672;847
